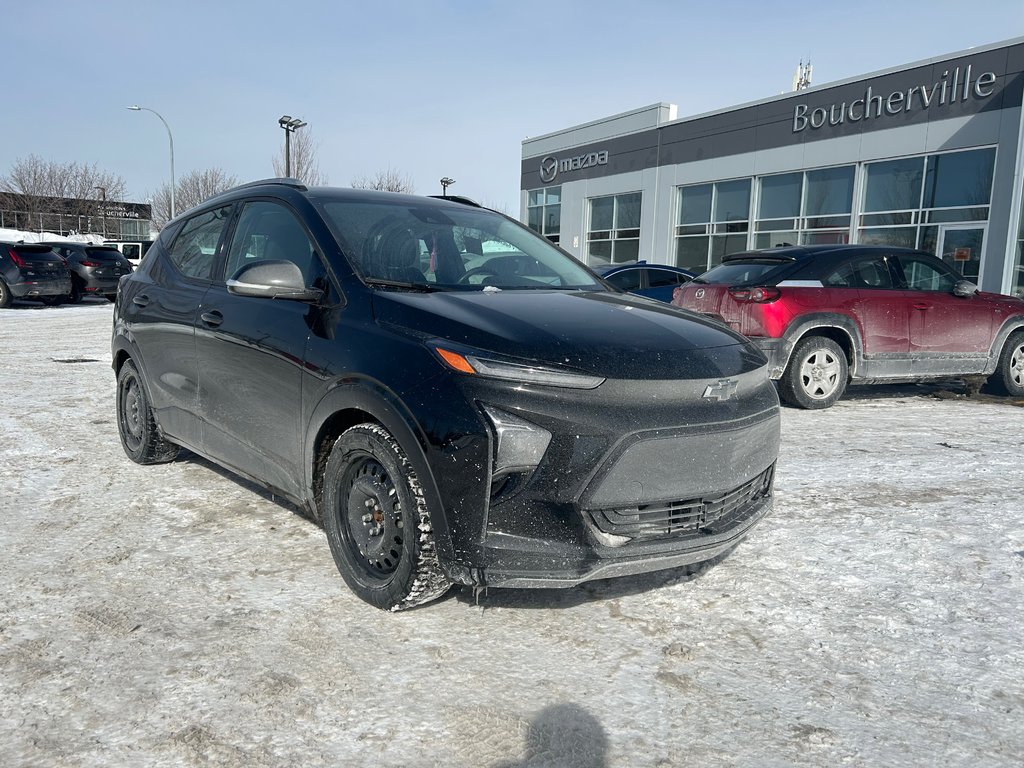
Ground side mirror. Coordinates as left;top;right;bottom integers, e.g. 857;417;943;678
953;279;978;298
227;260;323;301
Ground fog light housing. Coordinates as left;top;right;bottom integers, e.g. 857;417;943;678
481;405;552;479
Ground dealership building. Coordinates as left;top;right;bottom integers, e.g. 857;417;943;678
520;37;1024;296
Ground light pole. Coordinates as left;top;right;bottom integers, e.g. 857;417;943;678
278;115;307;177
127;105;176;219
440;177;455;196
95;186;107;238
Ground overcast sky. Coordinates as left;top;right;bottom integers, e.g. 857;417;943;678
4;1;1022;215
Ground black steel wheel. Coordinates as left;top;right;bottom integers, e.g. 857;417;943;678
116;359;179;464
322;423;450;611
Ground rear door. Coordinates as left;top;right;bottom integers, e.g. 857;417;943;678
820;252;909;360
122;206;232;446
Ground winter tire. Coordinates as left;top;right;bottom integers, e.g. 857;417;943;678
779;335;848;410
68;279;83;303
322;423;450;611
988;331;1024;397
116;359;180;464
0;279;11;308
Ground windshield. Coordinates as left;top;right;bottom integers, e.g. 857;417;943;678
694;261;786;285
316;199;604;291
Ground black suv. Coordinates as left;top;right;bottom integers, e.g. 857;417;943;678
0;242;71;307
112;180;780;610
42;242;133;302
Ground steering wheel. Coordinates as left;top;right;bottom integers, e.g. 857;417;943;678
457;265;502;284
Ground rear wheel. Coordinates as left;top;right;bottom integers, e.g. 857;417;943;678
68;279;83;303
0;279;11;308
779;336;848;409
322;423;450;611
116;359;179;464
988;331;1024;397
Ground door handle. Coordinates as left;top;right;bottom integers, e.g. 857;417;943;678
912;302;931;310
132;294;150;307
200;310;223;327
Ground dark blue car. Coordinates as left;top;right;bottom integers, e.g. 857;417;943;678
594;261;695;302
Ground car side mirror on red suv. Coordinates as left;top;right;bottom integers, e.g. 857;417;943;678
953;279;979;298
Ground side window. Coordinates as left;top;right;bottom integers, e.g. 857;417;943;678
122;244;141;261
168;206;232;280
824;256;894;289
648;268;686;288
224;201;322;286
899;255;958;292
605;269;641;291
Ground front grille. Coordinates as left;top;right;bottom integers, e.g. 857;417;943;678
588;464;774;541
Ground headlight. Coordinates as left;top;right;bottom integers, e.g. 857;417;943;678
432;345;604;389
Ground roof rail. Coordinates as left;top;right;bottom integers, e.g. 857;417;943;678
226;177;308;193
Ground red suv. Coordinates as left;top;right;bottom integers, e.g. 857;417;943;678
672;245;1024;409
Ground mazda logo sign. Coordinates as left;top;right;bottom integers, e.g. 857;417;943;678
539;156;558;183
695;288;705;298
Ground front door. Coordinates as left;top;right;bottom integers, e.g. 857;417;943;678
936;225;986;282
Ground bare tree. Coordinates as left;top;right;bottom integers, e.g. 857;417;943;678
149;168;239;229
0;154;127;233
350;169;415;194
271;126;327;186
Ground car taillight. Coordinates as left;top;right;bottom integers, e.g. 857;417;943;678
729;286;781;303
79;260;99;267
7;247;25;267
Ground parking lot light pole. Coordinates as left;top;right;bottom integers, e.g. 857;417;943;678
127;105;176;219
440;177;455;196
278;115;307;177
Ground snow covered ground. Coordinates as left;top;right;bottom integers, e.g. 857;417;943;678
1;301;1022;767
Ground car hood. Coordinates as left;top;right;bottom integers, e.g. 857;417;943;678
372;289;766;380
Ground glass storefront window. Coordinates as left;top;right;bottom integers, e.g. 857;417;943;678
858;226;917;248
526;185;561;244
587;192;642;264
923;148;995;208
679;184;712;225
758;173;802;219
804;166;854;217
864;157;923;213
714;180;751;226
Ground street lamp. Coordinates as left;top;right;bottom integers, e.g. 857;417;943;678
440;177;455;196
95;186;107;237
278;115;307;177
127;105;176;219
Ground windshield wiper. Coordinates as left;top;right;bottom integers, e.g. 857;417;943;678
363;277;446;292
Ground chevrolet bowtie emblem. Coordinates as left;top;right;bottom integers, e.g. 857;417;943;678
703;379;739;401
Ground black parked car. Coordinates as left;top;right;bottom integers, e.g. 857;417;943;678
41;242;133;302
112;180;780;610
0;242;72;307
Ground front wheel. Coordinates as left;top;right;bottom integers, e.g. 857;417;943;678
322;424;450;611
116;359;179;464
987;331;1024;397
779;336;849;409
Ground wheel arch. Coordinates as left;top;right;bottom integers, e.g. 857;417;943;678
778;314;862;378
305;380;457;573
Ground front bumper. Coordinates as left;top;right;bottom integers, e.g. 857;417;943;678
751;337;788;379
412;365;781;590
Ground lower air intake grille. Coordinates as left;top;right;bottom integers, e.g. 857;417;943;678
588;464;774;541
